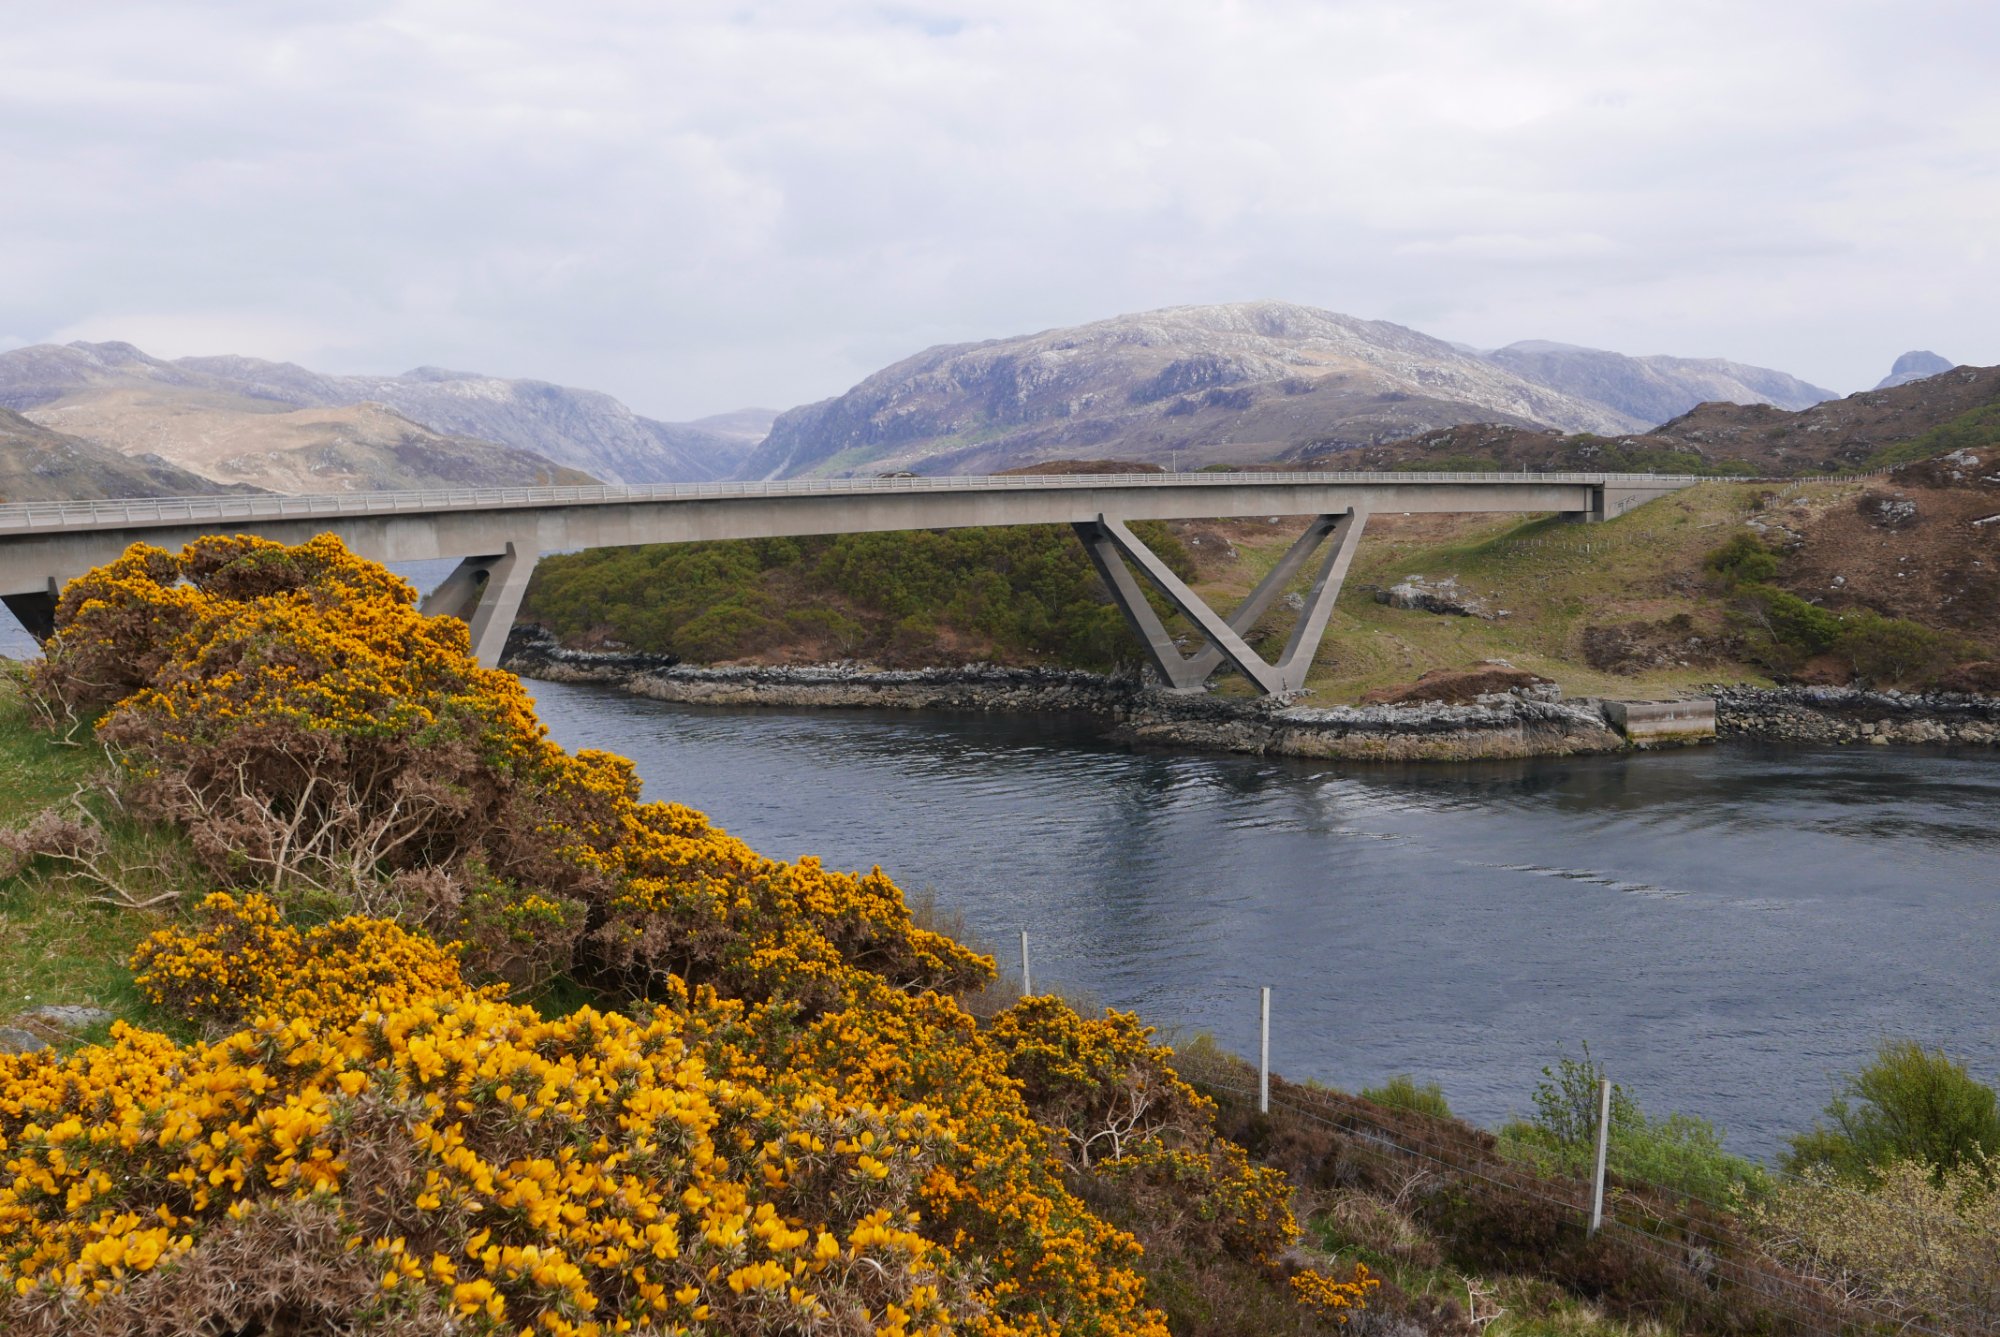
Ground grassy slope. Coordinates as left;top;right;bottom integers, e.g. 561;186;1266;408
1199;481;1802;702
0;677;176;1041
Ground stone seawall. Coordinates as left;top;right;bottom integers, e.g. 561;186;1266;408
505;633;1629;762
1714;686;2000;746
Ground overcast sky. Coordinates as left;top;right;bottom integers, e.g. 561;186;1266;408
4;1;1996;420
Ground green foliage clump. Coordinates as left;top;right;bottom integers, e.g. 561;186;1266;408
1359;1074;1452;1120
522;523;1197;670
1501;1045;1766;1205
1703;533;1971;685
1785;1039;2000;1185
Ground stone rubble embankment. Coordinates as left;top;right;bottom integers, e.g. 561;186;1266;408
1713;685;2000;746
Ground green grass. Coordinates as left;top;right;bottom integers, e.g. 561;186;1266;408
1194;480;1828;703
0;671;186;1038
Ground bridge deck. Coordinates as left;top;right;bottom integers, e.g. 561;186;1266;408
0;471;1702;681
0;470;1699;536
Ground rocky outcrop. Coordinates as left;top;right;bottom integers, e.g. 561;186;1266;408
1373;576;1497;619
1713;685;2000;746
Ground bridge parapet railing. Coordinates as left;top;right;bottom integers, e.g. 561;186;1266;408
0;471;1708;536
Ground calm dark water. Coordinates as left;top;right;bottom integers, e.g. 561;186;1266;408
525;678;2000;1161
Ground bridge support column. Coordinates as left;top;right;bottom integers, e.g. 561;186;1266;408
419;541;539;667
1;577;60;645
1073;509;1367;695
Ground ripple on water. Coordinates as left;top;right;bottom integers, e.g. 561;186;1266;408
524;679;2000;1160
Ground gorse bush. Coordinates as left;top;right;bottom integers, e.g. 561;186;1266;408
520;524;1196;670
0;533;1364;1336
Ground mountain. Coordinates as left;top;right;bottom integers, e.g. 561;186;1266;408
743;302;1653;480
0;342;757;488
0;407;253;501
1482;340;1835;424
1874;350;1955;390
24;390;598;494
1309;363;2000;477
168;355;757;483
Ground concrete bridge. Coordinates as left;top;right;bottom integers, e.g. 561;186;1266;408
0;471;1695;695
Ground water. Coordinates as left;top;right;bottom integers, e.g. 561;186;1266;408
525;678;2000;1161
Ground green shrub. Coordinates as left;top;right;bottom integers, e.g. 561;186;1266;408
1833;612;1973;687
1704;533;1781;585
1785;1039;2000;1185
1500;1045;1765;1204
1359;1074;1452;1120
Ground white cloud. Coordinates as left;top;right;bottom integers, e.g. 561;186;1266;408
2;0;1997;414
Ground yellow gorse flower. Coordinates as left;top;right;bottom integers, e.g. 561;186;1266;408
1;535;1335;1336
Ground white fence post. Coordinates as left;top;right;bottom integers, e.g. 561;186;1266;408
1020;929;1031;997
1589;1076;1612;1235
1258;986;1271;1114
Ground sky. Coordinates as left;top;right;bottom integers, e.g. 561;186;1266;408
3;0;1997;420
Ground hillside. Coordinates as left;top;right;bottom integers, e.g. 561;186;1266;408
24;390;598;493
0;341;757;487
0;408;251;501
1307;363;2000;477
739;301;1837;479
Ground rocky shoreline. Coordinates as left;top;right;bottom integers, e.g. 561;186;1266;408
508;632;1999;760
505;630;1631;761
1713;685;2000;746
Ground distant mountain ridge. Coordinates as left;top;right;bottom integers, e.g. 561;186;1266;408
742;301;1837;480
0;342;761;490
1482;340;1833;425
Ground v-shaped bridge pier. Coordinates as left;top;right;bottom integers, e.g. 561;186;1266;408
1074;510;1368;694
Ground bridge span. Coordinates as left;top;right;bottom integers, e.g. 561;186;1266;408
0;470;1696;695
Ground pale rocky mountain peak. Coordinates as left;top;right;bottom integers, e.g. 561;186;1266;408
1874;350;1955;390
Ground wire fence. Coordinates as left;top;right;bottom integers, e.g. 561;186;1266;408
1167;1046;1989;1336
